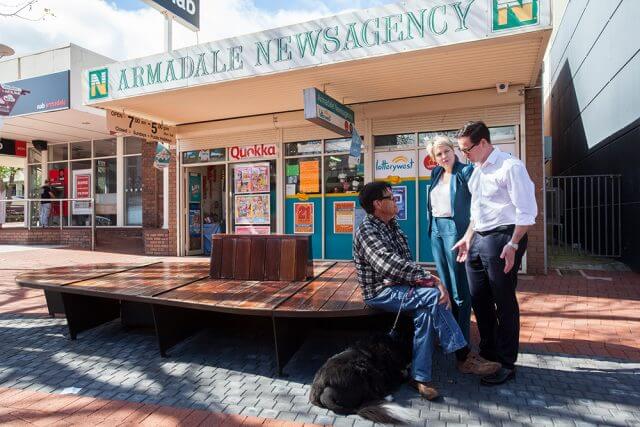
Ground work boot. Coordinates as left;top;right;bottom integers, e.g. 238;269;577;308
408;379;440;400
457;352;501;375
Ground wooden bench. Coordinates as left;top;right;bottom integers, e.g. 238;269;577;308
16;235;376;375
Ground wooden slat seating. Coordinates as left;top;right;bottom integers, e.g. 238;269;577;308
210;234;312;281
16;234;377;375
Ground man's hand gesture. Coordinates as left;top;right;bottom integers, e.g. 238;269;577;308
452;237;471;263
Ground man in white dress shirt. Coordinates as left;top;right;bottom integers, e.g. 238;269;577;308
452;121;537;386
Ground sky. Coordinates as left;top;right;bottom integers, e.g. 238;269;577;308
1;0;384;61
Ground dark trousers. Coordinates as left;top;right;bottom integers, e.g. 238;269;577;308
465;230;527;369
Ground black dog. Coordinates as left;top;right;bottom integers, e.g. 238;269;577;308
309;333;415;424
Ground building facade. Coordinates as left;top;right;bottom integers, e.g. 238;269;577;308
548;0;639;270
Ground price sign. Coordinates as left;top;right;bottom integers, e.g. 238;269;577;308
106;110;175;144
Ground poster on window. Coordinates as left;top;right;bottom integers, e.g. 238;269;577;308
234;163;269;194
189;203;202;238
299;160;320;193
189;174;201;202
294;202;314;234
392;186;407;221
235;225;271;235
72;169;92;215
334;201;355;234
234;194;270;225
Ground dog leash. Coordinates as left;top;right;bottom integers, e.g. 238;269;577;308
388;285;414;338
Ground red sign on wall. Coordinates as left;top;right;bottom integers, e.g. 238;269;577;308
75;174;90;198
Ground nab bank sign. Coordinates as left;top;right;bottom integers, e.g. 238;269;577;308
142;0;200;32
493;0;538;31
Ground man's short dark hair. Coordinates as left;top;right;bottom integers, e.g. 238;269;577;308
359;181;392;214
457;121;491;145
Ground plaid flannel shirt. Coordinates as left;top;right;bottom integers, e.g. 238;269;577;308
353;214;431;300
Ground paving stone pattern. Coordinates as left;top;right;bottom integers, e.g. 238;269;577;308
1;313;639;426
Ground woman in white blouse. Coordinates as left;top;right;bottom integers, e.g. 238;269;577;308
426;136;474;341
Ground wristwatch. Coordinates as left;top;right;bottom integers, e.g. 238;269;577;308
506;241;519;250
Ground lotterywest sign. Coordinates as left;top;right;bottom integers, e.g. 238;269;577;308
0;138;27;157
303;88;354;137
84;0;550;104
1;71;70;117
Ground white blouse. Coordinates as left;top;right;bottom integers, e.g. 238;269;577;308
430;177;452;218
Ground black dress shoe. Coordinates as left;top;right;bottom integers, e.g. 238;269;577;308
480;367;516;386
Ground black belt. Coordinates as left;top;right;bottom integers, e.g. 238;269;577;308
476;224;514;236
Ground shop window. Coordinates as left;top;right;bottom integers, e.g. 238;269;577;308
490;126;517;143
47;162;68;226
71;141;92;160
125;137;143;155
374;133;416;149
324;153;364;194
418;130;457;146
182;148;226;164
28;147;41;164
28;165;41;198
284;140;321;156
285;157;321;196
49;144;68;162
125;156;142;225
95;158;117;226
94;138;117;157
325;137;364;153
70;160;92;226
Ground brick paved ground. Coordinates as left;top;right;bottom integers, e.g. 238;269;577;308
1;246;639;426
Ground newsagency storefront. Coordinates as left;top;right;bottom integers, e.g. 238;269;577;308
83;0;551;273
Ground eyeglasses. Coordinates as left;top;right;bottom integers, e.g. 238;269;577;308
460;144;478;155
378;195;394;201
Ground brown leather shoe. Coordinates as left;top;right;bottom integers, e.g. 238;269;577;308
457;352;501;375
408;379;440;400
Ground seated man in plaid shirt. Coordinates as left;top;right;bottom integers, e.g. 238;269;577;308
353;181;500;400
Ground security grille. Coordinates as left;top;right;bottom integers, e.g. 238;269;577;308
546;175;621;257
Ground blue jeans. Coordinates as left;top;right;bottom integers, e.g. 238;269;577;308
40;203;51;227
365;285;467;383
431;217;472;341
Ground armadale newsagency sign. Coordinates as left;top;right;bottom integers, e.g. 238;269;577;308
84;0;550;103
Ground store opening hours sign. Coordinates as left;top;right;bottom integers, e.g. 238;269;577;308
107;110;175;144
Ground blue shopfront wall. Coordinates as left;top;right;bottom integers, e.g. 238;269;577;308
285;195;323;259
324;194;359;260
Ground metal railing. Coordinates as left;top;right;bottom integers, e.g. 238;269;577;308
0;197;96;251
545;175;621;257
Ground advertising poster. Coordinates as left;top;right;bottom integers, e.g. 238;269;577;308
334;201;355;234
234;194;270;224
189;174;201;202
189;203;202;238
235;225;270;235
392;186;407;221
234;163;270;193
294;202;314;234
154;142;171;169
72;169;92;215
299;159;320;193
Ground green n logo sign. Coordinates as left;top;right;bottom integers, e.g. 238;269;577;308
493;0;539;31
89;68;109;100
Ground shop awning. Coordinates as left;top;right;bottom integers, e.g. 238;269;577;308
84;0;552;126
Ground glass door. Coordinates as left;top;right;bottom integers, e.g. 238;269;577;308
187;171;203;255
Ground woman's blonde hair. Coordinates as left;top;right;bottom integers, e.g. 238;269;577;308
426;135;455;161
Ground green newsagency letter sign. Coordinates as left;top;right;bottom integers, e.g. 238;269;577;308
303;87;355;137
